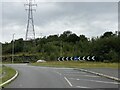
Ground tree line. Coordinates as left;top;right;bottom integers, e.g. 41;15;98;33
2;31;120;62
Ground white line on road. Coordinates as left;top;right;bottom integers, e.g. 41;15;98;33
83;75;99;77
0;70;19;87
76;86;90;88
54;71;62;76
64;77;73;87
69;78;120;84
63;74;99;77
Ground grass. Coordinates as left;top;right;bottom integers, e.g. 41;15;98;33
0;65;16;85
0;67;2;75
0;66;2;85
31;61;119;69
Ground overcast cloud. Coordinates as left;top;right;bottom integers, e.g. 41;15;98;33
1;0;118;43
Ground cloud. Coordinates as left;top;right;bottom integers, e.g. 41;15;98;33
1;2;118;43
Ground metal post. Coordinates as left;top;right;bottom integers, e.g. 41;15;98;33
25;0;37;41
12;33;15;63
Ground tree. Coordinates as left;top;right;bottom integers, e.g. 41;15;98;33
63;31;72;37
67;33;79;43
60;31;72;41
14;38;24;53
79;35;88;42
101;31;114;38
47;35;59;42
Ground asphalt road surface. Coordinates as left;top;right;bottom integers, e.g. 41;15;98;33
4;64;119;88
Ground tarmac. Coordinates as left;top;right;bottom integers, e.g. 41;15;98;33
75;68;120;82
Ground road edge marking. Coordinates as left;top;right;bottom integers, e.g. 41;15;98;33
69;78;120;84
76;86;90;88
74;68;120;82
0;70;19;87
64;77;73;87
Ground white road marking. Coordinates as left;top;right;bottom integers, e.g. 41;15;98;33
54;71;62;76
76;86;90;88
64;77;73;87
0;70;19;87
69;78;120;84
63;74;98;77
83;75;99;77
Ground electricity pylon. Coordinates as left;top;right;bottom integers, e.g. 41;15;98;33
25;0;37;40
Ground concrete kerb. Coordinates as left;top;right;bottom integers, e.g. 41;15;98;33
0;70;19;87
74;68;120;82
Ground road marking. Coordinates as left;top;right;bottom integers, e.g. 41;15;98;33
54;71;62;76
76;86;90;88
63;74;97;77
0;70;19;87
69;78;120;84
83;75;99;77
64;77;73;87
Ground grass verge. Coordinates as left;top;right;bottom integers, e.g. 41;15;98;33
0;65;16;86
31;61;119;69
0;67;2;85
0;67;2;75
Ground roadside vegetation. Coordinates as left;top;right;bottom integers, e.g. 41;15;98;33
0;67;2;75
31;61;119;69
0;67;2;84
1;65;16;85
2;31;120;63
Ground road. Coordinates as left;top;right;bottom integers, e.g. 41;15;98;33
84;68;119;78
4;64;119;89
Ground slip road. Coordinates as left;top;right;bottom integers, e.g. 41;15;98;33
4;64;119;88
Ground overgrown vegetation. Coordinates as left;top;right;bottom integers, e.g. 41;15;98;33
2;31;120;62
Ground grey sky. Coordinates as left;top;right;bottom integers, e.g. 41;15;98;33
1;0;118;43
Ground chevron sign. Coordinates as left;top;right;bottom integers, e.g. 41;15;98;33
57;56;96;61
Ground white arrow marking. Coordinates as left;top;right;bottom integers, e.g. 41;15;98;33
78;57;80;61
87;56;90;60
58;57;61;61
70;57;73;61
83;56;86;60
66;57;69;61
92;56;95;60
62;57;64;61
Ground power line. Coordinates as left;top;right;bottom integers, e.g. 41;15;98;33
24;0;37;40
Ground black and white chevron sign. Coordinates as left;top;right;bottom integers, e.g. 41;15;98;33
57;56;96;61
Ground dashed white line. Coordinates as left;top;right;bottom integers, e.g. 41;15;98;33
64;77;73;87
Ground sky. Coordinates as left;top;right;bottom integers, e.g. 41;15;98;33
0;0;119;43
